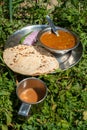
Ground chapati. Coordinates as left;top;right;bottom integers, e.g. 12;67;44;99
3;44;59;75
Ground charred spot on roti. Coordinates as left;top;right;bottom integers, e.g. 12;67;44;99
10;63;13;66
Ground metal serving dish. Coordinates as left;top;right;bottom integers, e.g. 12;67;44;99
5;25;83;74
37;26;80;54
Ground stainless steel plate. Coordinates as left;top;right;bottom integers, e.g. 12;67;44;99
5;25;83;71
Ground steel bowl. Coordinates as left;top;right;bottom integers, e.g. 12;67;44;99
37;26;80;54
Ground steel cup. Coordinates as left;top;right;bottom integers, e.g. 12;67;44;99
16;77;47;117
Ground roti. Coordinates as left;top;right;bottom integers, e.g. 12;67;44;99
3;44;59;75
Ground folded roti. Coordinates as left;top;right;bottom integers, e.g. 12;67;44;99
3;44;59;75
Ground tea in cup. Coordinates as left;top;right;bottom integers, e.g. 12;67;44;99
16;77;47;116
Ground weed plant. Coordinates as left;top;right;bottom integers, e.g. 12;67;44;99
0;0;87;129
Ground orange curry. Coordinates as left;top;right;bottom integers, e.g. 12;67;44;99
40;30;76;50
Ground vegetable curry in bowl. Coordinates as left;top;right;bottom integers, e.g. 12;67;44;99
37;27;80;54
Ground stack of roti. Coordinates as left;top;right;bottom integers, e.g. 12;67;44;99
3;44;59;76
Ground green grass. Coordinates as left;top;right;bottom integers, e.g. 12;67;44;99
0;0;87;129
